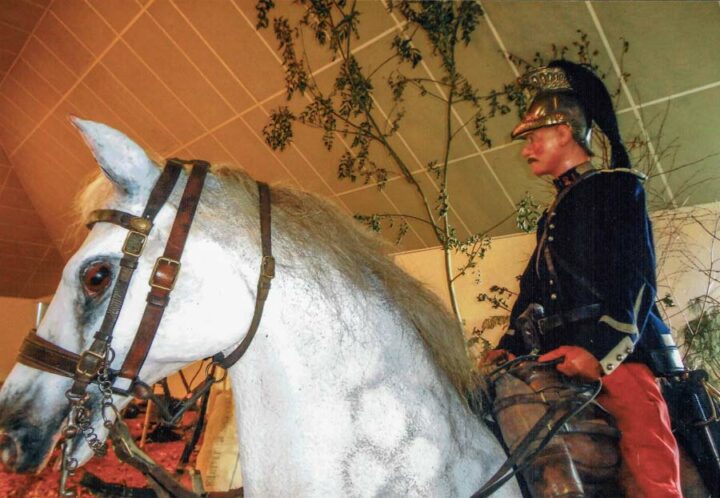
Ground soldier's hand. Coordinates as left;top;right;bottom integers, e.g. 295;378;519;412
539;346;603;382
481;349;517;367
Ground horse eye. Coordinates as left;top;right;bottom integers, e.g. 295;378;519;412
82;262;113;298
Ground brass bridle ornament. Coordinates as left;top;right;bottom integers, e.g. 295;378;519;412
15;159;275;497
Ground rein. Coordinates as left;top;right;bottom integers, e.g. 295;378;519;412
15;159;275;497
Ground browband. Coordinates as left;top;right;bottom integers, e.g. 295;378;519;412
86;210;152;233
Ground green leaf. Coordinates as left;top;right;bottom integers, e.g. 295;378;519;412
516;192;542;233
392;36;422;68
263;107;296;151
255;0;275;29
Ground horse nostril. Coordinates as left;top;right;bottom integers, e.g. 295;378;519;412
0;432;19;470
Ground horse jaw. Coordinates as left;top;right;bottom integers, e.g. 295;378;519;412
71;117;160;197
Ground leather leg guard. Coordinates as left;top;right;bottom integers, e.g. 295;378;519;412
493;365;585;497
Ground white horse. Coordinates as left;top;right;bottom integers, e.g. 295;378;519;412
0;119;519;497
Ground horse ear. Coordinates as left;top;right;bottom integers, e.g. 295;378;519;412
71;117;160;196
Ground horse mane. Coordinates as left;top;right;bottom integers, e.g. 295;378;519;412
76;164;473;396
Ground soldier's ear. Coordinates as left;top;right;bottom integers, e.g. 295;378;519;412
556;123;574;147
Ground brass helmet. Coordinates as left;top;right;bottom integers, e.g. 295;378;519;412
511;60;630;169
511;66;592;154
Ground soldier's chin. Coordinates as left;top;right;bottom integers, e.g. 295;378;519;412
529;161;547;177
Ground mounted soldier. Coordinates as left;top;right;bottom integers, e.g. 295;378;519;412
486;60;686;497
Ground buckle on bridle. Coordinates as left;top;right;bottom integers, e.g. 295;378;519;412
75;349;105;378
123;231;147;257
261;256;275;279
149;257;181;291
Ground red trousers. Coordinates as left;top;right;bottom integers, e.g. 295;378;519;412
597;362;682;498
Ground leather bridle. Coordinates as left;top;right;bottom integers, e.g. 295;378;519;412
16;158;275;401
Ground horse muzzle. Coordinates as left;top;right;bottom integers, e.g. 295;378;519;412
0;396;69;473
0;432;20;470
0;424;47;473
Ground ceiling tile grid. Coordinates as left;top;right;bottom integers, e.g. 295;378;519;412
0;0;46;70
0;0;718;298
0;142;60;297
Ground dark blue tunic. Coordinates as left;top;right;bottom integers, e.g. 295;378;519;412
498;163;677;374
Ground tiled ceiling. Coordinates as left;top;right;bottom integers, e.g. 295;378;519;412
0;0;719;298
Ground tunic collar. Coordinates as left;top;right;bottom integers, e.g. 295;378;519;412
553;161;595;192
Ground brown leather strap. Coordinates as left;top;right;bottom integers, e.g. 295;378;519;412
119;162;210;387
86;210;152;233
215;182;274;369
68;161;183;398
17;329;80;378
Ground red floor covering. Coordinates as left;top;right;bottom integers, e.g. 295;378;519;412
0;416;197;497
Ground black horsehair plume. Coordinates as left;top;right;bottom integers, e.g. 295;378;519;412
548;60;630;169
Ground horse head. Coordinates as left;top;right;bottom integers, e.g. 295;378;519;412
0;119;263;473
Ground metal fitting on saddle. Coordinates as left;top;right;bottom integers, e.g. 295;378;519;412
261;255;276;279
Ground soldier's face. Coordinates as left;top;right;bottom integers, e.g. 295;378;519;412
520;126;566;177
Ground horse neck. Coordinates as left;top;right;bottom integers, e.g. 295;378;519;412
225;263;475;494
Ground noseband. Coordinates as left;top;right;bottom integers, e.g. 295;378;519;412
16;158;275;399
